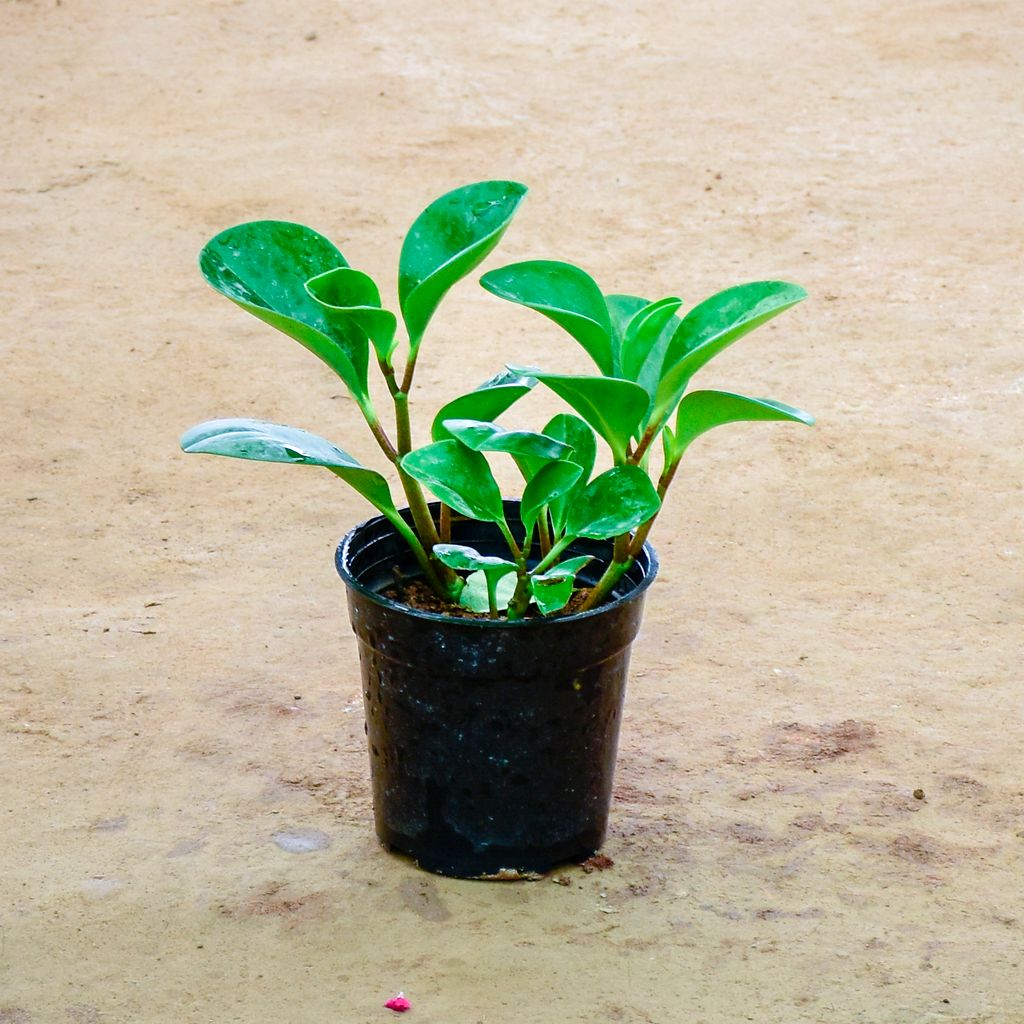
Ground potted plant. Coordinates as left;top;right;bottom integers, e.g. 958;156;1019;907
181;181;813;878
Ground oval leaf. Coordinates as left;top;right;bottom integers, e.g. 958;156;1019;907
305;267;398;364
433;544;518;576
512;369;649;464
199;222;370;404
400;440;505;523
652;281;807;422
399;181;528;349
529;556;593;615
668;391;815;461
520;460;584;538
539;413;597;535
180;418;395;512
441;419;573;463
620;297;683;383
606;293;651;345
481;260;614;375
565;465;660;540
431;368;537;443
459;570;518;614
529;575;574;615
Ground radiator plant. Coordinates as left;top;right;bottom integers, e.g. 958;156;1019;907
182;181;813;619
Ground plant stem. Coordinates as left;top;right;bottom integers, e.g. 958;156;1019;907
497;520;523;563
506;563;530;620
400;343;421;394
439;503;452;543
578;553;633;611
379;359;401;398
627;457;680;557
485;574;499;619
388;379;458;596
630;423;659;466
366;414;399;462
537;511;552;558
501;521;533;621
384;511;447;595
390;383;439;544
532;534;574;575
394;391;413;455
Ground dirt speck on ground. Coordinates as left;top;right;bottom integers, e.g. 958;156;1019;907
2;0;1022;1021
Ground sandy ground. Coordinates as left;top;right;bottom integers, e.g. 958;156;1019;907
2;0;1022;1021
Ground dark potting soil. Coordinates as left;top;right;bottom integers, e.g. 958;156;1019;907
381;578;593;620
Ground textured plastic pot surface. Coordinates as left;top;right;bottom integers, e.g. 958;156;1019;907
336;501;658;878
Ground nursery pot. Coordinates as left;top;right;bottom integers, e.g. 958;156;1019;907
335;501;658;878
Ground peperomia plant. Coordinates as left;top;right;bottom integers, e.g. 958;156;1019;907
182;181;813;620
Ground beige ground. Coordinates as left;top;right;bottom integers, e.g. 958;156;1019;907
2;0;1022;1021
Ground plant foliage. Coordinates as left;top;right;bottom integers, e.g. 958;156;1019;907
182;182;813;618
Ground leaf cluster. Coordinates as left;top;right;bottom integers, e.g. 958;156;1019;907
181;182;814;617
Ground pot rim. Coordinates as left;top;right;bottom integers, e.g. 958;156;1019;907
336;506;659;630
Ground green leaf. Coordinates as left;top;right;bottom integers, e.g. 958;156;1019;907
620;297;683;383
400;440;505;523
520;460;584;537
431;369;537;442
529;555;593;615
481;260;614;375
538;414;597;535
199;221;371;405
652;281;807;422
433;544;518;576
399;181;528;349
513;369;649;464
180;418;396;512
606;293;651;346
565;465;660;540
305;267;398;364
667;391;815;462
460;570;518;614
441;419;573;463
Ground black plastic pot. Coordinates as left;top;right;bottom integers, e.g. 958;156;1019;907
335;501;658;878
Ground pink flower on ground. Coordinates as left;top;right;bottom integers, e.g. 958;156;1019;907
385;993;411;1012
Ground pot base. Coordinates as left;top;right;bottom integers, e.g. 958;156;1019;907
379;825;602;879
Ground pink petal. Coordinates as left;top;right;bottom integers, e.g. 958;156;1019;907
384;995;411;1012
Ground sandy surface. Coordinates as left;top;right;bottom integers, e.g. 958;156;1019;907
2;0;1022;1021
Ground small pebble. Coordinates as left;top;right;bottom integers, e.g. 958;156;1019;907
913;788;926;801
304;30;318;41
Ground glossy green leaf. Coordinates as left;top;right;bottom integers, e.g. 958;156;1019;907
606;293;650;346
481;261;614;375
520;460;584;537
528;556;593;615
539;414;597;534
513;369;649;464
565;465;660;540
441;419;573;463
430;369;537;443
460;570;518;614
199;221;370;405
621;297;683;383
305;267;398;364
652;281;807;422
400;440;505;523
180;418;395;512
666;391;815;462
433;544;517;576
399;181;528;349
